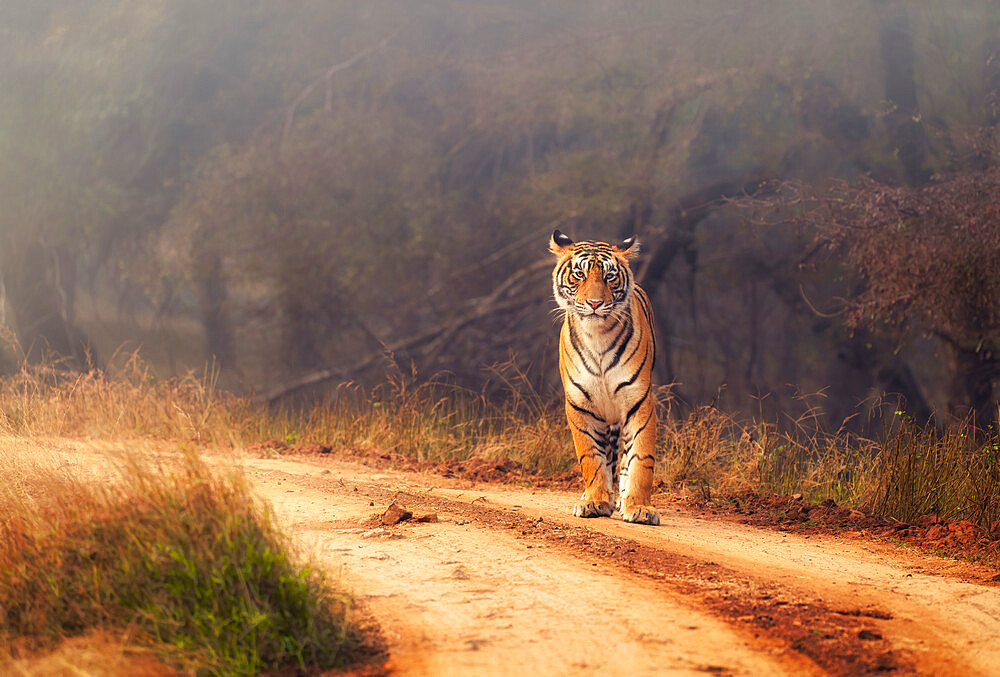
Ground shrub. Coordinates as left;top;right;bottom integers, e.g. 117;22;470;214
0;447;360;675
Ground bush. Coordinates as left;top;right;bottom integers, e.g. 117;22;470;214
0;448;360;675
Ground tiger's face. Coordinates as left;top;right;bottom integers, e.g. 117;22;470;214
550;230;638;320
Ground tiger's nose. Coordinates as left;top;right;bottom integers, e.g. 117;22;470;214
586;299;603;309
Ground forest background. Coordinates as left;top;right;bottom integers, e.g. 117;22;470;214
3;0;1000;428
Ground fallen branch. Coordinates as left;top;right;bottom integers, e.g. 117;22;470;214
261;260;551;403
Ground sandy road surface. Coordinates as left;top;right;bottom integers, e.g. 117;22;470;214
239;454;1000;677
8;438;1000;676
248;460;805;676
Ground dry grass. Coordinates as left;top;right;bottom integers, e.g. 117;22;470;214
256;366;576;475
0;440;361;675
255;370;1000;533
0;353;245;445
661;403;1000;532
1;354;998;534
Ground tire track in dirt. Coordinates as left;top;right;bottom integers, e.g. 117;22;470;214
247;460;812;676
240;455;1000;676
420;482;1000;676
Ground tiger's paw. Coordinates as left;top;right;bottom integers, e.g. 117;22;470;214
573;500;613;518
622;505;660;526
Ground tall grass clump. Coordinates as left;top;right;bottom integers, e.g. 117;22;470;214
660;401;1000;533
660;403;870;502
0;446;360;675
865;414;1000;529
0;352;246;444
257;363;576;475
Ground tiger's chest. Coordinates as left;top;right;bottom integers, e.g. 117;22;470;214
561;315;644;422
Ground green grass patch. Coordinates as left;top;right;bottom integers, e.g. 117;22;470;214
0;448;362;675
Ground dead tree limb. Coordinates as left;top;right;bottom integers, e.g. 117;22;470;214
262;259;552;403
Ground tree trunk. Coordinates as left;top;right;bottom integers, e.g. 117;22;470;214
196;250;236;370
283;297;325;372
639;176;767;410
985;38;1000;125
3;241;99;369
948;346;998;426
874;0;932;185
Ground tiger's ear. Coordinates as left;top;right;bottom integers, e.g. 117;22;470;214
549;229;574;256
616;235;639;259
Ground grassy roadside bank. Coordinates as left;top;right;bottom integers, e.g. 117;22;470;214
0;441;370;675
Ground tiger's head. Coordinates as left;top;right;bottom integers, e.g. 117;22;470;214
549;229;638;320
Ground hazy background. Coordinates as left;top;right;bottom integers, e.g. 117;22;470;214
2;1;999;425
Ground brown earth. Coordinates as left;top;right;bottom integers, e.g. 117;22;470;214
247;443;1000;676
256;440;1000;567
10;438;1000;676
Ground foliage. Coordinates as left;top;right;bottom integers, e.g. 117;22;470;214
0;447;360;675
775;165;1000;346
164;112;446;371
3;0;1000;420
739;132;1000;420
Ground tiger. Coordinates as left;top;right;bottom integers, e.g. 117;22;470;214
550;229;660;526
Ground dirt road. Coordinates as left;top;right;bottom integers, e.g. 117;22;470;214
238;453;1000;677
13;438;1000;676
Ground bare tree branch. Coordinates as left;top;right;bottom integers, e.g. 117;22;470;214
262;259;551;403
281;34;395;149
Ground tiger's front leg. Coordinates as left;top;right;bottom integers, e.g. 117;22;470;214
566;407;614;518
618;394;660;526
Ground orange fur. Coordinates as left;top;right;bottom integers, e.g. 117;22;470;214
550;231;659;525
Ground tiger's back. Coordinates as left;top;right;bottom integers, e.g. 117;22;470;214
550;230;659;526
